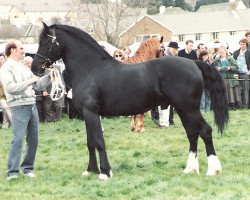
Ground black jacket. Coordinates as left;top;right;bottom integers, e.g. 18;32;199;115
178;49;197;60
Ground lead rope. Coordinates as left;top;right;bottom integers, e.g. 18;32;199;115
50;67;65;101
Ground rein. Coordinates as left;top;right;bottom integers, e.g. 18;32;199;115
50;67;65;101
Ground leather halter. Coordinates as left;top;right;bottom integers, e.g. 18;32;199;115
157;43;165;58
35;28;60;69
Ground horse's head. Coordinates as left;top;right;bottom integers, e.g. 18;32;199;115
32;22;61;76
128;36;165;63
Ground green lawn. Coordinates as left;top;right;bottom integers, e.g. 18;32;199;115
0;110;249;200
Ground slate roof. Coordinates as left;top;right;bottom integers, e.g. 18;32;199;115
196;1;244;12
150;9;250;35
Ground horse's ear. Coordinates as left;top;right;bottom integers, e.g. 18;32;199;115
160;36;164;43
42;22;49;33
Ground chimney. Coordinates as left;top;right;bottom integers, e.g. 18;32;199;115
229;0;236;10
159;6;166;14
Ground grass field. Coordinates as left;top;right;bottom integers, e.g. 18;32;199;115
0;110;249;200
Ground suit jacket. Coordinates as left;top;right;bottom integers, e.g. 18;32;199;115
178;49;197;60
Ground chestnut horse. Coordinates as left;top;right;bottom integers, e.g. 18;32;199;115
125;38;165;132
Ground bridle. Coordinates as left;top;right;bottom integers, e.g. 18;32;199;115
157;43;166;58
35;28;60;69
35;28;64;101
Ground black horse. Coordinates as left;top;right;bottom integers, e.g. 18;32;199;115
32;23;229;179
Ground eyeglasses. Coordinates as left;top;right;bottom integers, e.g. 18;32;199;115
115;54;122;57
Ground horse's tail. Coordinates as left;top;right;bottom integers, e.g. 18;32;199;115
195;60;229;134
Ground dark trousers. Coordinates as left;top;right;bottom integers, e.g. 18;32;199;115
36;97;44;122
238;74;249;109
43;97;63;122
169;105;174;124
151;105;174;125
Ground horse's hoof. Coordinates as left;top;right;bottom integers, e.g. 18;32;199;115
99;174;109;180
137;128;145;133
98;170;113;180
183;168;199;174
82;171;89;176
206;155;222;176
206;165;222;176
206;169;221;176
183;152;199;174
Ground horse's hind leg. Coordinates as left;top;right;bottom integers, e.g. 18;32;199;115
82;109;112;180
199;123;222;176
130;115;136;131
136;114;145;133
178;110;222;175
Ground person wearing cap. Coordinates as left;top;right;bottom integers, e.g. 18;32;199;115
178;39;197;60
165;41;179;125
166;41;179;56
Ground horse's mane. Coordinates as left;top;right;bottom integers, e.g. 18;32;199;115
125;38;161;64
39;24;112;59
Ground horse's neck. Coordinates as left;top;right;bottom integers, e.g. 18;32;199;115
126;50;156;64
62;38;110;69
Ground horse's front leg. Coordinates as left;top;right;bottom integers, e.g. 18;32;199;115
83;110;112;180
82;124;100;176
179;111;200;174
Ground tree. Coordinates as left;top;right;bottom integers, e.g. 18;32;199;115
147;0;163;15
194;0;228;11
242;0;250;7
51;16;62;24
175;0;192;11
161;0;174;7
67;0;147;46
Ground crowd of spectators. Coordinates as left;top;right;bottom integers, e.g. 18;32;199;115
1;31;250;130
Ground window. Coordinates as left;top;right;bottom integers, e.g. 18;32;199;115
136;34;160;42
212;32;219;40
230;31;236;35
88;28;94;34
178;35;184;42
143;35;150;41
195;33;202;40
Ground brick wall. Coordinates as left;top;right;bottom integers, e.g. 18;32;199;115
120;16;172;48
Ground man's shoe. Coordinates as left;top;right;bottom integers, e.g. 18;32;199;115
24;172;36;178
7;174;18;180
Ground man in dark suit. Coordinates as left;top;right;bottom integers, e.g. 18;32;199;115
178;39;197;60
